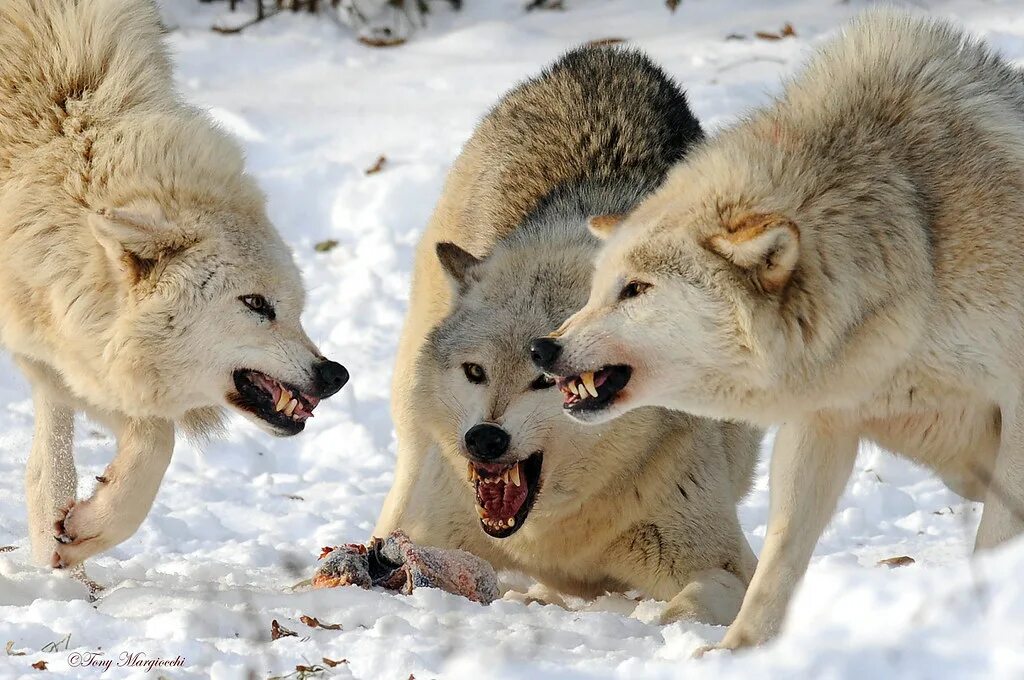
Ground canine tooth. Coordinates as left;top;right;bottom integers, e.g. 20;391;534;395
509;465;521;486
476;506;486;518
284;398;298;416
468;462;475;482
275;391;290;412
581;371;599;398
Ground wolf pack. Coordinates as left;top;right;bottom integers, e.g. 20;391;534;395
3;0;1024;655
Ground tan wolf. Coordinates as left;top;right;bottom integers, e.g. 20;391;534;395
376;46;761;624
530;9;1024;650
0;0;348;570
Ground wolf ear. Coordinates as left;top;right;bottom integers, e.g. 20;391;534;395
88;202;192;283
587;213;627;241
706;213;799;294
436;242;482;288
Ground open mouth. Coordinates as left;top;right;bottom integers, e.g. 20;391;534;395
229;369;321;436
556;365;631;412
466;451;543;538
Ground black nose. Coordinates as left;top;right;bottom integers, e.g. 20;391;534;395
529;337;562;371
313;359;348;398
464;423;510;461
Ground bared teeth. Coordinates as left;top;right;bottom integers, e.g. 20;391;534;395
275;389;291;412
284;398;298;417
507;517;515;527
467;462;476;482
476;506;486;518
509;465;521;487
581;371;599;398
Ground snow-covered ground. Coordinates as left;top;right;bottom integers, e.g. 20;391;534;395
3;0;1024;677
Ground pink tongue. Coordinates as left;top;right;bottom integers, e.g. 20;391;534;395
476;477;528;519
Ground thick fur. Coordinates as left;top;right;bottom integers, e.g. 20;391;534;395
0;0;339;568
546;10;1024;649
376;46;761;625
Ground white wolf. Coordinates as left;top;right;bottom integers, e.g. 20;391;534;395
531;10;1024;650
0;0;349;570
376;47;761;624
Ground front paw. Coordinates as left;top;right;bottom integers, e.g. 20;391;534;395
692;625;760;658
51;500;108;569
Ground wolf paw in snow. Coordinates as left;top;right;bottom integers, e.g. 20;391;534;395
51;500;109;569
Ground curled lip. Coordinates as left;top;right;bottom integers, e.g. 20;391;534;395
556;365;632;413
228;368;320;436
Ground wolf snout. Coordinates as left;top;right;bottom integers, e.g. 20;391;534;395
465;423;511;461
529;337;562;371
312;359;349;398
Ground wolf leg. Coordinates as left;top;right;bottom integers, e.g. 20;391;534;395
976;397;1024;549
708;420;858;651
660;568;747;626
51;417;173;568
25;391;76;566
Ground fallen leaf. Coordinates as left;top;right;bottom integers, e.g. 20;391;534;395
755;30;781;41
781;22;796;37
322;657;349;667
313;239;338;253
300;615;343;631
32;660;47;670
358;35;407;48
6;641;26;656
586;37;626;47
364;155;387;175
725;33;746;41
666;0;681;11
877;555;915;568
271;620;298;641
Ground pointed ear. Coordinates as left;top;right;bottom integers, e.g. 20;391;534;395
707;213;799;294
435;242;482;288
587;213;627;240
88;202;190;283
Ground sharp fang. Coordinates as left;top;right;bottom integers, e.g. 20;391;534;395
275;390;291;412
581;371;599;398
507;517;515;527
284;398;298;416
476;506;486;518
467;462;475;482
509;465;521;486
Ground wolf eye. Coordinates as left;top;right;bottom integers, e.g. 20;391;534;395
240;294;276;321
530;374;555;390
618;280;652;301
463;363;487;384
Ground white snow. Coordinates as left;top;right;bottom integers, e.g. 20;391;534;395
3;0;1024;677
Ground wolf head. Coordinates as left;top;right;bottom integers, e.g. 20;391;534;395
88;191;348;437
529;162;802;426
416;226;639;538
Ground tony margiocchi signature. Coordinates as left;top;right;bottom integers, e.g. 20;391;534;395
68;651;186;673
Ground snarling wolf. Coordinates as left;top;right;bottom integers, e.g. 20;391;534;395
533;10;1024;649
0;0;348;570
376;46;761;624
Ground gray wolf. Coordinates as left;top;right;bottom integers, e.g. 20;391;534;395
375;46;761;624
0;0;348;570
531;9;1024;650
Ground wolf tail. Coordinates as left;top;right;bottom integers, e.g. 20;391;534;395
0;0;173;159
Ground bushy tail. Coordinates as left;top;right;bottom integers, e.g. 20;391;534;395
0;0;173;158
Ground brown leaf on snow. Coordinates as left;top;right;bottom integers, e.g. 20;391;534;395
271;619;298;641
300;615;343;631
364;155;387;175
322;657;349;667
877;555;916;568
358;36;407;48
314;239;339;253
31;660;47;670
665;0;681;12
756;23;796;41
